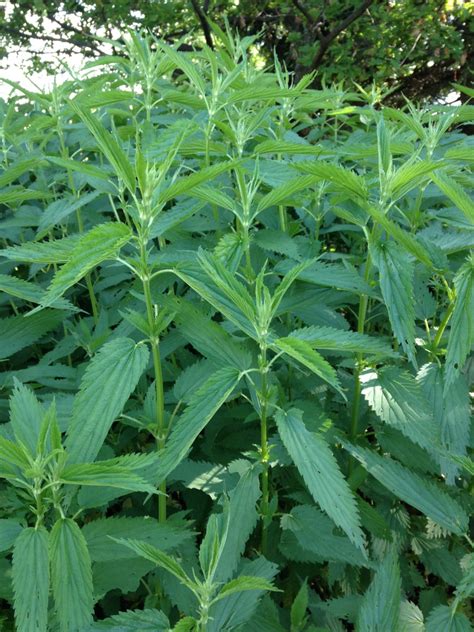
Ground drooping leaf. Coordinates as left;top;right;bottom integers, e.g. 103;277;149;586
425;605;472;632
290;326;397;357
0;518;23;552
276;408;365;551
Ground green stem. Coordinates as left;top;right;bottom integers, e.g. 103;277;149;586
259;347;270;554
432;301;455;352
349;255;372;474
141;245;167;522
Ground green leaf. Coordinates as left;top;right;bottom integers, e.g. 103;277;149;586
69;100;136;193
0;310;64;359
155;366;241;484
66;338;149;463
280;505;370;567
215;576;279;601
90;608;170;630
356;548;401;632
35;222;132;309
389;160;435;201
343;442;468;535
432;172;474;224
294;161;368;200
274;337;343;395
12;527;49;632
0;158;39;188
0;234;81;264
213;463;261;583
445;255;474;390
0;518;23;552
366;206;431;266
370;239;417;365
9;380;44;455
59;462;157;494
83;515;193;562
291;326;397;357
398;601;424;632
0;274;74;310
50;518;94;632
360;367;441;457
276;409;365;551
291;579;309;630
257;175;317;213
45;155;109;181
425;605;471;632
112;538;193;588
161;161;236;204
417;363;471;483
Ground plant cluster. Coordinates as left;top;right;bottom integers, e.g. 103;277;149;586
0;29;472;631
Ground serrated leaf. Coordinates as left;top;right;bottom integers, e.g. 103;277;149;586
0;310;64;358
69;100;136;193
343;442;468;535
59;462;157;494
90;608;170;630
370;239;417;365
360;367;441;457
257;175;316;213
389;160;435;200
12;527;49;632
50;518;93;632
155;366;240;484
0;234;81;264
426;605;471;632
161;161;235;204
0;274;74;310
83;515;192;562
276;409;365;551
432;172;474;224
356;548;401;632
274;337;343;395
0;518;23;552
295;161;367;200
9;380;44;455
366;206;431;266
291;326;397;357
280;505;370;567
66;338;149;463
417;363;470;483
213;464;261;583
113;538;193;587
445;256;474;390
36;222;132;309
216;576;279;601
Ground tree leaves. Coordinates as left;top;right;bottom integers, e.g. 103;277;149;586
66;338;149;463
276;408;365;552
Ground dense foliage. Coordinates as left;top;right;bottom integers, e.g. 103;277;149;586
1;0;473;102
0;30;473;631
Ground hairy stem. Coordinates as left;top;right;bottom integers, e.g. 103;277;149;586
141;242;167;521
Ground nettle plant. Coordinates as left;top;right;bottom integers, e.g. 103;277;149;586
0;28;472;632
